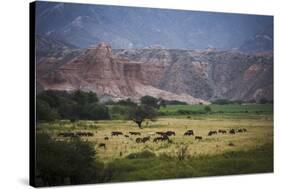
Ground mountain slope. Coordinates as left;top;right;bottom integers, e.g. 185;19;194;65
115;48;273;101
35;1;273;50
37;43;207;104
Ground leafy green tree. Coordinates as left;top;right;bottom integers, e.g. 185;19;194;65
259;98;269;104
36;99;60;122
140;95;159;109
36;133;104;186
204;105;212;113
87;91;99;104
212;99;231;105
72;90;89;105
128;105;157;128
116;98;137;106
80;103;110;120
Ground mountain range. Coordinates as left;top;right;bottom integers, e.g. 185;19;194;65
35;1;273;53
35;2;273;104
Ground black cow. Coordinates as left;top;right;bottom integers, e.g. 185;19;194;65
129;132;141;135
184;130;194;136
156;132;166;136
153;135;170;142
237;129;244;133
195;136;203;140
111;131;123;136
136;137;143;143
218;129;227;134
208;130;217;136
104;137;109;140
165;131;176;136
142;136;150;143
62;132;75;137
229;129;235;134
98;143;106;149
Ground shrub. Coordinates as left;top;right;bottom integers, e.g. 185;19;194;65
36;99;60;122
36;133;104;186
204;105;212;113
177;145;189;161
126;150;156;159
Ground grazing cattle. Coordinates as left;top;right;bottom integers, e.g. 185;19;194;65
218;129;227;134
111;131;123;136
124;135;129;138
104;137;109;140
129;132;141;135
153;135;170;143
136;136;150;143
165;131;176;136
243;128;247;132
229;129;235;134
153;137;162;142
156;131;166;136
208;131;217;136
142;136;150;143
184;130;194;136
237;129;244;133
136;137;143;143
195;136;203;140
62;132;75;137
76;131;94;137
98;143;106;149
86;132;94;137
228;142;235;146
57;132;65;137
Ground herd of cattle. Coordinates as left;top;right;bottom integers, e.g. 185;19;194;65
57;131;94;137
58;128;248;149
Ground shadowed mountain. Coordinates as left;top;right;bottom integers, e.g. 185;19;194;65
239;24;273;53
35;1;273;51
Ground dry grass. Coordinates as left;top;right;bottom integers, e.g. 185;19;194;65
37;114;273;162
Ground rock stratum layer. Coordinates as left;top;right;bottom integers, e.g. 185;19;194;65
37;42;273;104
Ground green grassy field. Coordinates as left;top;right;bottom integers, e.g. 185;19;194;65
37;104;273;181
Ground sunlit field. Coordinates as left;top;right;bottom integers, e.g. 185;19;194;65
36;104;273;183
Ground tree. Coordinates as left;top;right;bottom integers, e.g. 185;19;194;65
259;98;269;104
128;105;157;128
204;105;212;113
36;133;104;186
140;96;159;109
36;99;60;122
72;90;89;105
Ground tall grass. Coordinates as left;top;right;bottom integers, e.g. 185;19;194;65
103;143;273;182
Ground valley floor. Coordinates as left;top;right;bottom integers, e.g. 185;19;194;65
36;104;273;182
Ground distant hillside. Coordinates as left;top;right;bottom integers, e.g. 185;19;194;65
239;25;273;53
36;40;273;103
35;1;273;51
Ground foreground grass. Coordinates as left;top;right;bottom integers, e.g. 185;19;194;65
104;143;273;182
